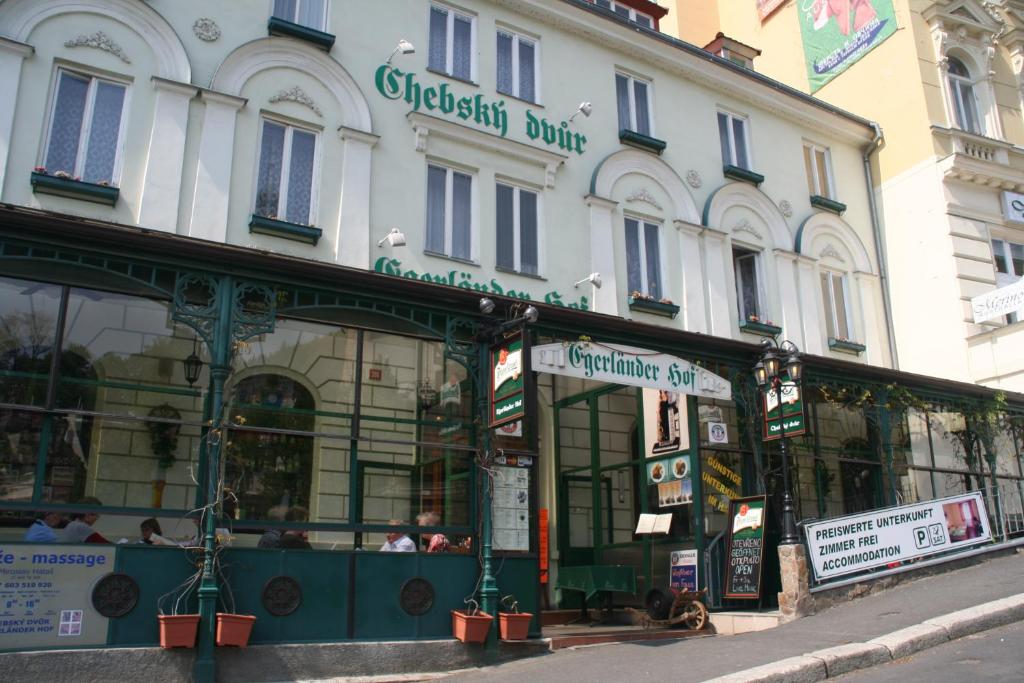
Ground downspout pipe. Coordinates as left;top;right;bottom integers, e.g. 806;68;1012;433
862;122;900;370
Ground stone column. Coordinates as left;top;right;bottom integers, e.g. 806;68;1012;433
774;249;807;349
336;126;380;269
675;220;707;333
584;194;620;316
0;37;33;194
702;227;732;337
777;543;814;622
796;253;824;355
139;77;198;232
187;90;246;243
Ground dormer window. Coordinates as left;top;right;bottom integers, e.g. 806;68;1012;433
596;1;653;28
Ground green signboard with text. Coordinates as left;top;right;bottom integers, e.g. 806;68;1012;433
490;332;526;428
798;0;897;93
762;371;806;441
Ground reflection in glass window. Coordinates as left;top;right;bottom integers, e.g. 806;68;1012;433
0;277;62;407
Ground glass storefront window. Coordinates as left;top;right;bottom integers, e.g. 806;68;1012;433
0;277;62;407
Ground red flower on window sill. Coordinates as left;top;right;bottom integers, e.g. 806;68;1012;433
746;314;777;326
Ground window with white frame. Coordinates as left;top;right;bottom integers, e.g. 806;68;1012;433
616;73;652;137
254;118;319;226
497;30;538;103
428;3;475;81
625;217;662;299
804;143;834;198
272;0;328;30
820;270;851;340
595;1;653;28
496;182;539;275
718;111;750;169
733;247;764;323
42;69;128;186
947;56;981;135
426;164;473;261
992;238;1024;323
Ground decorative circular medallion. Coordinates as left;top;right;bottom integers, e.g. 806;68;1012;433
91;573;139;618
778;200;794;218
685;169;703;188
193;18;222;42
399;577;435;616
262;575;302;616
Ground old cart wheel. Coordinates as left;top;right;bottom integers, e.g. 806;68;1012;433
680;600;707;630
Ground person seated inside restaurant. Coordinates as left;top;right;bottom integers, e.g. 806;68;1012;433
62;497;110;543
380;519;416;552
24;511;63;542
417;511;449;553
258;505;311;549
138;517;175;546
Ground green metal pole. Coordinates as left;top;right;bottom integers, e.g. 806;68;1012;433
478;341;498;649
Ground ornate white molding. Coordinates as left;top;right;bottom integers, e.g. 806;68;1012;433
625;188;663;211
269;86;323;117
819;244;846;263
778;200;793;218
685;169;702;188
64;31;130;63
732;218;763;241
193;18;221;42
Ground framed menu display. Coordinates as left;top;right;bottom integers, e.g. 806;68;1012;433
723;496;767;599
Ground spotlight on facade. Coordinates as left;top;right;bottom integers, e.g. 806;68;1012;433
573;272;602;288
568;101;593;122
523;305;539;324
377;227;406;248
479;297;496;315
386;39;415;64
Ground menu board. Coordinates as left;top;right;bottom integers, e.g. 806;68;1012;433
492;465;530;551
723;496;767;599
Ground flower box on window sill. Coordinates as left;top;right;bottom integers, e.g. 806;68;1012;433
629;296;679;318
249;214;322;245
267;16;335;50
828;338;866;355
739;319;781;337
619;129;667;155
810;195;847;215
31;172;119;206
723;164;765;186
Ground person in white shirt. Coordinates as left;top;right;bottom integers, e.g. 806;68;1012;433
380;519;416;552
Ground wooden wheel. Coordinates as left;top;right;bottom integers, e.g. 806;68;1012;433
679;600;707;630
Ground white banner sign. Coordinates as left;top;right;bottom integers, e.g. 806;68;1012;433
1001;190;1024;223
531;342;731;400
805;492;992;581
971;278;1024;323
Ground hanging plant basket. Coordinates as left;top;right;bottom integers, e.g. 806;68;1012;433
498;611;533;640
216;613;257;647
451;609;493;643
158;614;200;648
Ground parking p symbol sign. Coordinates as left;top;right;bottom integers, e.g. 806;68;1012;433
914;526;931;549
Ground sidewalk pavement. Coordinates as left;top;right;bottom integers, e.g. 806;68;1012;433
439;549;1024;683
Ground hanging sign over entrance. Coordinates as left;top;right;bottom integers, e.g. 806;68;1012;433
490;332;527;427
531;342;731;400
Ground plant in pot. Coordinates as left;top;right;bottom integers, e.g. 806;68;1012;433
157;564;202;648
451;598;493;644
498;595;533;641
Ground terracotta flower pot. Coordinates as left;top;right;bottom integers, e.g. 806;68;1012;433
216;613;256;647
451;609;493;643
158;614;200;648
498;611;533;640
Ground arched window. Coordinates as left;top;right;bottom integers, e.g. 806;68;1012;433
947;57;981;134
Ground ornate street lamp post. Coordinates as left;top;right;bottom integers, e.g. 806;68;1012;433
754;338;803;546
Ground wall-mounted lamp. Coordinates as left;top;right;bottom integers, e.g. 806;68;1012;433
479;297;496;315
183;337;204;387
377;227;406;248
386;39;415;64
573;272;602;288
568;101;593;122
417;380;438;412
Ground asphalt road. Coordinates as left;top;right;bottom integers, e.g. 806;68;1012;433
834;620;1024;682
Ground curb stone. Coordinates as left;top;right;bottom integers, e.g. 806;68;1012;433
803;643;890;678
922;593;1024;640
701;655;826;683
866;623;949;660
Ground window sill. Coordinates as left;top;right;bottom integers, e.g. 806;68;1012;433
496;90;541;108
423;250;479;267
31;172;119;206
629;297;679;318
619;129;667;155
828;338;866;355
425;67;478;88
739;319;781;337
723;164;765;186
810;195;847;215
249;214;322;245
495;265;545;280
267;16;335;50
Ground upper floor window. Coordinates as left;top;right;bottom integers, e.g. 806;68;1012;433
426;164;473;261
496;182;539;275
625;217;662;299
718;111;750;170
429;3;475;82
993;238;1024;323
255;119;320;226
43;69;128;186
804;143;834;199
272;0;328;30
616;73;652;137
733;246;763;322
820;270;851;340
947;57;981;135
497;30;538;103
596;0;653;28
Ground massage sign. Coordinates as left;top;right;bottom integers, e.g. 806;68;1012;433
490;332;527;427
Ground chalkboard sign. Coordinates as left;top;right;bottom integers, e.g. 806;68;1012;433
723;496;767;599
